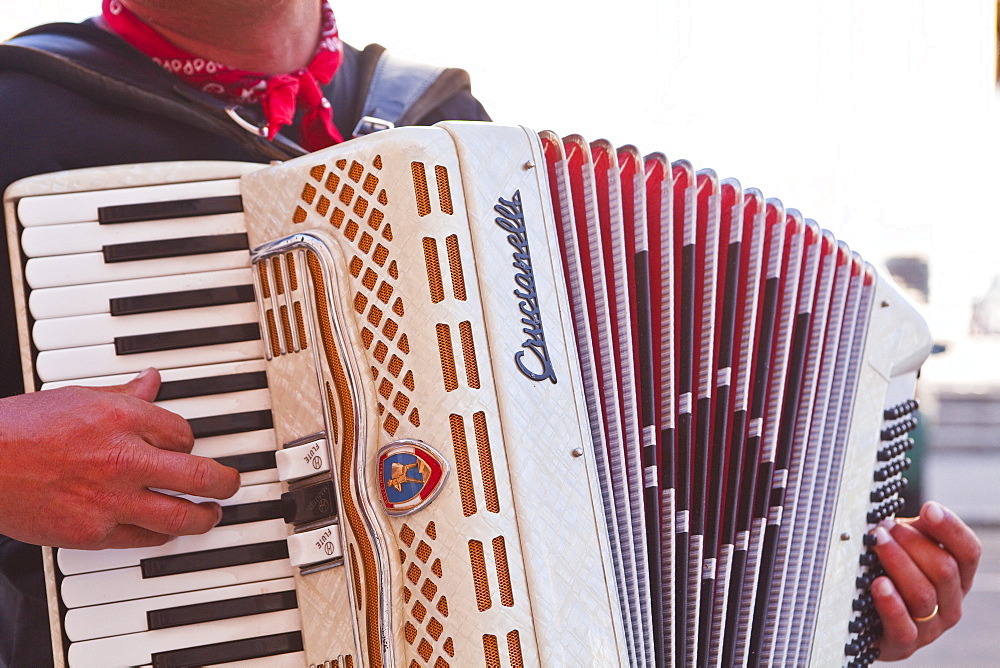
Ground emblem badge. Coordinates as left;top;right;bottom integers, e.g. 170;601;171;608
377;440;449;516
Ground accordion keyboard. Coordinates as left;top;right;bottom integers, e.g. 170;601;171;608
7;164;308;667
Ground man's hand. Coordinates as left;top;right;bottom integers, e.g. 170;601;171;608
0;368;241;550
871;501;982;661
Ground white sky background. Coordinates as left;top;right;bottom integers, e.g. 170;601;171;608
3;0;999;343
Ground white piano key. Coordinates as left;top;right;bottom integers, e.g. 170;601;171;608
66;608;301;668
40;359;267;390
155;388;271;421
58;518;288;575
240;468;279;486
64;576;295;641
32;302;259;351
192;430;278;460
24;249;250;289
21;213;247;258
276;437;331;483
29;268;254;320
35;339;264;383
182;482;281;508
287;524;343;568
60;559;294;608
17;178;242;227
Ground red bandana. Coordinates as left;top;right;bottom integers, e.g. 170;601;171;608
103;0;344;150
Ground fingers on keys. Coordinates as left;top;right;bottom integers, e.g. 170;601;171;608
145;449;241;501
869;501;981;659
99;366;162;402
120;492;226;540
76;395;192;458
88;368;195;453
905;501;982;595
84;524;176;551
876;517;960;625
869;575;920;653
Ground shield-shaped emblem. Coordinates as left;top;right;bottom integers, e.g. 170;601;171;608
377;440;449;516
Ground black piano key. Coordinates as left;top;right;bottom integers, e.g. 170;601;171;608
103;232;249;263
281;479;338;525
114;322;261;355
151;630;303;668
147;589;298;631
215;450;277;474
110;284;256;316
189;409;273;439
218;499;286;527
99;194;244;225
155;371;268;402
141;540;288;578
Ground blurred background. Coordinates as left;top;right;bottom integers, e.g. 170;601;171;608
4;1;1000;664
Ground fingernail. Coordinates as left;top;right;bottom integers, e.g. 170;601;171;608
924;501;944;524
214;504;225;526
872;576;894;598
135;367;155;380
878;518;897;533
875;525;893;546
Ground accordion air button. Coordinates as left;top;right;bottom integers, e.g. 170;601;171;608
286;523;343;568
275;437;331;482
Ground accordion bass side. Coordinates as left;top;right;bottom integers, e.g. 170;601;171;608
4;123;932;667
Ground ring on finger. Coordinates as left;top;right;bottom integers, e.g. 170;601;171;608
912;604;939;623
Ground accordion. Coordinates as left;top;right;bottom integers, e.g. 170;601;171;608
5;122;931;667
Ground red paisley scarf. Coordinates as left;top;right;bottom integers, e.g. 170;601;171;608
102;0;344;150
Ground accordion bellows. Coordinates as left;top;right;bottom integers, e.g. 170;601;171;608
5;123;931;667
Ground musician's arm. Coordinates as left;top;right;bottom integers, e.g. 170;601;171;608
0;368;241;550
870;501;982;661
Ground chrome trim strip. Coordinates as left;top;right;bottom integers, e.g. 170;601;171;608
252;232;393;667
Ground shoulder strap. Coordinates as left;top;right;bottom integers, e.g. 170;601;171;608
351;44;475;136
0;22;305;160
1;24;478;152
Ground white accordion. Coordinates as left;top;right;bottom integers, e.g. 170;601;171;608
5;123;932;667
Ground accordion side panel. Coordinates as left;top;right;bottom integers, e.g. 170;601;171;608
242;127;566;667
437;122;629;665
809;274;932;666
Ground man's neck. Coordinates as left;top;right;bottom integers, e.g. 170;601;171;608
116;0;322;74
